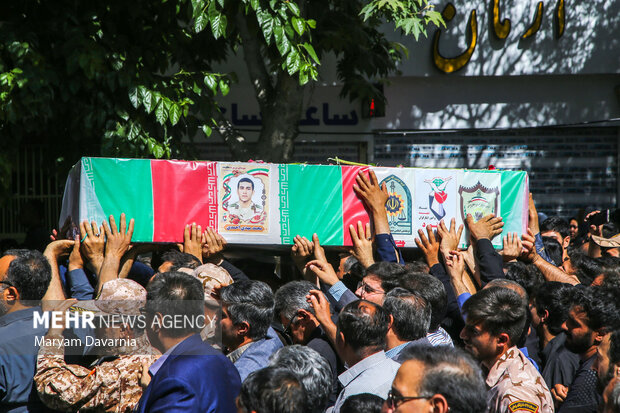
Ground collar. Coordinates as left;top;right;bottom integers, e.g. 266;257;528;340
148;339;184;377
338;351;387;387
227;341;253;363
0;306;41;327
385;342;410;359
486;346;522;388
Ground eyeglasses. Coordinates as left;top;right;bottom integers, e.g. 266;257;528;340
386;389;431;409
282;313;299;344
356;281;384;296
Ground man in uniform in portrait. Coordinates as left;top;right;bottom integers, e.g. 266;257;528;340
228;177;263;223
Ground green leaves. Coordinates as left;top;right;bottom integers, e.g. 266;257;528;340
359;0;445;39
169;103;181;126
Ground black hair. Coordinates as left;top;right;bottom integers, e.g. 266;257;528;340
237;177;255;190
337;300;390;352
383;287;430;341
238;366;307;413
399;272;446;331
340;393;383;413
462;287;527;345
404;260;430;274
533;282;575;336
540;217;570;240
144;271;204;338
399;346;487;413
568;285;620;333
160;249;201;271
220;280;274;340
504;261;544;299
542;236;564;267
568;251;602;286
365;262;409;292
4;249;51;301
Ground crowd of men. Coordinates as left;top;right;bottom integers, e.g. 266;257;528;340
1;170;620;413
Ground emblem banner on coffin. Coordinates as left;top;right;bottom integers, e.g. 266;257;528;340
381;175;413;236
459;181;500;221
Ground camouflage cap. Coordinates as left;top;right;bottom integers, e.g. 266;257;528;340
592;233;620;248
193;263;233;304
72;279;146;316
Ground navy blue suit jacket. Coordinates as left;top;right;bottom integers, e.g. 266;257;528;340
135;334;241;413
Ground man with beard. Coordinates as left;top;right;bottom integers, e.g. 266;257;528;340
558;286;620;412
593;330;620;400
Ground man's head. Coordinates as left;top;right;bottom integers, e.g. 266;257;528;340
220;280;274;351
594;329;620;390
532;282;574;336
562;286;620;355
503;263;543;302
383;346;486;413
540;216;571;255
0;249;51;316
383;288;430;344
354;262;408;305
158;249;201;273
144;271;204;352
237;366;307;413
569;218;579;240
399;272;447;333
460;287;527;367
274;281;318;345
237;177;255;204
269;345;332;413
336;300;390;362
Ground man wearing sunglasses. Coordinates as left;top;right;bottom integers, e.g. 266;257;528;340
382;346;486;413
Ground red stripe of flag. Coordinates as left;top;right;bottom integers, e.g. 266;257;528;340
341;165;371;247
151;160;218;242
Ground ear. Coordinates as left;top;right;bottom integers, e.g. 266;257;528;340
236;321;250;337
541;309;549;323
563;236;570;249
2;286;19;302
496;332;510;349
430;394;449;413
297;309;311;321
593;329;607;346
152;312;163;334
388;314;394;330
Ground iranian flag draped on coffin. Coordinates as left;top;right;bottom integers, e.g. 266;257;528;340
59;157;529;248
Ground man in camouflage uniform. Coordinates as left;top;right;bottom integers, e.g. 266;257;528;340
461;287;553;413
35;279;158;412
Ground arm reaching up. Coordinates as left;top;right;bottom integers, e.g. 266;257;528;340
97;214;133;294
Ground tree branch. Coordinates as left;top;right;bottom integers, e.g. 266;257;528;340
235;13;273;110
212;110;250;161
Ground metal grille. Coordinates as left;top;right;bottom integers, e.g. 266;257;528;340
374;126;619;218
0;145;63;242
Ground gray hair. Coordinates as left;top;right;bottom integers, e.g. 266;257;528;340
269;345;333;413
383;287;431;341
611;380;620;412
400;346;487;413
274;281;316;321
220;280;274;340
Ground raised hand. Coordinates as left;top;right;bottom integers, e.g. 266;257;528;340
68;235;84;271
202;227;227;264
501;232;523;262
465;214;503;242
80;220;105;274
305;259;339;287
415;225;440;267
520;228;539;264
291;235;314;274
183;223;203;263
353;170;388;213
348;221;374;268
437;218;463;257
102;213;134;258
528;194;540;235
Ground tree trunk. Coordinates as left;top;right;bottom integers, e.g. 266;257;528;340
256;74;304;162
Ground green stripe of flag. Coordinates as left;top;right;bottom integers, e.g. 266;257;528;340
90;158;154;242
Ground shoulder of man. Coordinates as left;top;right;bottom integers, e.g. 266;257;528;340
493;350;553;413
